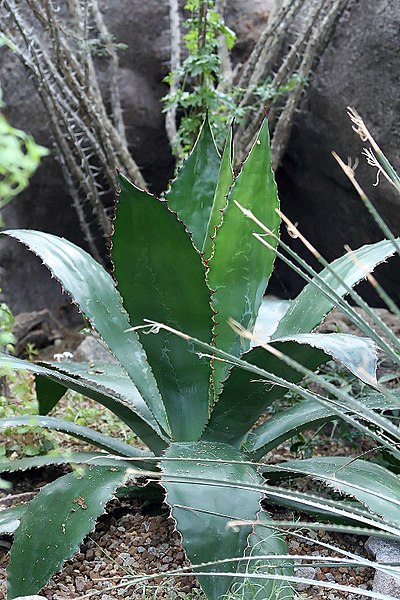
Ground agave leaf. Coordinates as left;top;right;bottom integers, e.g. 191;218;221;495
159;324;400;457
263;458;400;526
202;126;234;260
253;297;291;341
273;333;378;387
0;505;27;535
203;332;378;446
165;117;221;251
0;415;145;458
246;391;400;459
271;239;398;338
161;441;286;599
113;176;212;441
234;511;293;600
0;353;166;454
208;119;280;393
7;466;127;599
38;359;167;453
0;452;133;474
203;343;326;446
35;375;65;414
1;230;169;435
262;484;387;530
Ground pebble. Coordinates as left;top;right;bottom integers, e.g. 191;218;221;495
75;577;86;592
366;537;400;598
294;566;317;591
1;496;377;599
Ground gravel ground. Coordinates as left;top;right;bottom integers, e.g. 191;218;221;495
0;486;375;600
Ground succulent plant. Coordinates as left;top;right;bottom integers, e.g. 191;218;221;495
1;119;399;599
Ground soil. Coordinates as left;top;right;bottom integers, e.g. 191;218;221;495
0;477;375;600
0;307;399;599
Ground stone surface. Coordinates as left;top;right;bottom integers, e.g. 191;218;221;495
12;309;63;355
366;537;400;598
273;0;400;303
293;566;317;591
0;0;172;319
73;335;117;364
13;596;48;600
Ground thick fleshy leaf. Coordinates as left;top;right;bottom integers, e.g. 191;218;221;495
0;452;133;474
161;441;285;600
263;458;400;526
7;466;127;598
0;505;27;535
0;353;166;454
271;239;398;338
113;176;213;441
202;126;234;260
35;375;65;414
246;391;400;459
208;119;280;393
161;325;400;456
274;333;378;387
233;511;293;600
253;297;291;342
38;360;167;453
0;415;144;458
203;332;378;446
203;343;326;446
1;230;169;435
165;117;221;251
262;482;396;531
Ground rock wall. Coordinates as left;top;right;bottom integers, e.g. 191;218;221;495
1;0;399;318
0;0;172;321
272;0;400;303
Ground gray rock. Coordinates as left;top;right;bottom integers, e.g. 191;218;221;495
293;565;316;591
366;537;400;598
0;0;172;320
73;335;117;364
13;596;48;600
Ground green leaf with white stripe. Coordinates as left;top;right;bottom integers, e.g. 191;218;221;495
208;119;280;394
165;117;221;251
7;466;127;599
1;230;169;436
272;239;398;338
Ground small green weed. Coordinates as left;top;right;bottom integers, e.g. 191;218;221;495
0;294;15;352
162;0;303;156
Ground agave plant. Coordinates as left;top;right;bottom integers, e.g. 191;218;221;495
1;119;400;599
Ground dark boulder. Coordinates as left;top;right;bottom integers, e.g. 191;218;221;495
273;0;400;304
0;0;172;320
1;0;399;317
